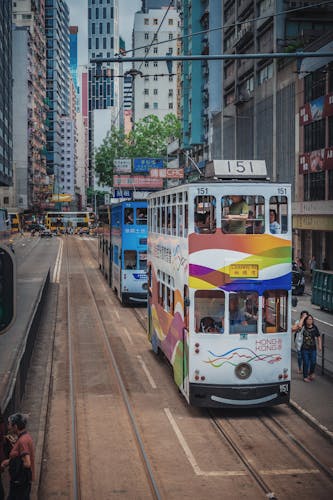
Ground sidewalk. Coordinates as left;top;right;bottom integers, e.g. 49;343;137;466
290;351;333;439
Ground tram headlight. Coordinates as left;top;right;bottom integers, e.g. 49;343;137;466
142;283;148;290
235;363;252;380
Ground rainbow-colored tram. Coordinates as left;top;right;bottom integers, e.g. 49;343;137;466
147;160;292;408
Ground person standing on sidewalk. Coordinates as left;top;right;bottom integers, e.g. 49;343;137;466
0;413;35;500
301;315;322;382
292;310;308;374
309;256;317;277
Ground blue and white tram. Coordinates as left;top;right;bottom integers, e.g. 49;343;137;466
109;201;148;305
147;160;293;408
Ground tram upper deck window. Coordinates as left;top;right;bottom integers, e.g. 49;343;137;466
195;290;225;333
222;195;265;234
136;207;147;224
124;208;134;225
194;196;216;234
139;251;147;271
227;292;258;334
269;196;288;234
262;290;288;333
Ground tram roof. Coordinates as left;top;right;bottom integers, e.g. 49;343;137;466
204;160;268;180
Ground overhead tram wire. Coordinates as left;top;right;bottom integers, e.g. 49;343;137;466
116;0;333;58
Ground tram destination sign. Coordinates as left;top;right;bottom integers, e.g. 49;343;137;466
205;160;267;179
229;263;259;278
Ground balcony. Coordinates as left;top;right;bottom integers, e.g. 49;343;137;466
234;22;253;48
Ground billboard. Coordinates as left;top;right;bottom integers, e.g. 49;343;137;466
133;158;164;173
113;175;163;188
114;159;132;174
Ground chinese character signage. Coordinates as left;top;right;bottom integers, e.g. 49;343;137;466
299;147;333;174
133;158;164;173
113;175;163;188
299;92;333;126
114;159;132;174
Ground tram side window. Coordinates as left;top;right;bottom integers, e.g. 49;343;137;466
262;290;288;333
195;290;225;333
194;196;216;234
269;196;288;234
228;292;258;334
113;245;119;265
136;207;147;225
124;208;134;225
124;250;137;269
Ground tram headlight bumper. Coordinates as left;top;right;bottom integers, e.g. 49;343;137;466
142;282;148;291
235;363;252;380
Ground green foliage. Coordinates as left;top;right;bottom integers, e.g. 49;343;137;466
95;114;181;186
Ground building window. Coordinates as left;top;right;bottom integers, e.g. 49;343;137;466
304;67;326;102
153;18;158;25
328;170;333;199
154;75;158;81
92;23;95;34
168;89;173;96
154;62;158;67
304;171;325;201
103;38;107;49
153;102;158;109
169;102;173;109
258;63;273;85
144;102;149;108
145;62;149;67
169;33;173;40
153;47;158;54
153;89;158;95
95;38;99;50
145;32;149;40
107;22;110;33
304;119;325;152
99;22;103;34
144;89;149;95
168;18;173;25
144;76;149;81
144;18;149;25
169;75;173;82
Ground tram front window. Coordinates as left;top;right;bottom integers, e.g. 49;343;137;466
124;250;137;269
263;290;288;333
195;290;225;333
227;292;258;334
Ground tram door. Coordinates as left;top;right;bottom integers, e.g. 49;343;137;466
182;285;190;397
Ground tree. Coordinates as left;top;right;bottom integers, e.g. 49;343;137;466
95;114;181;186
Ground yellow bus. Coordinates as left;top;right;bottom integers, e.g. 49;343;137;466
8;213;21;233
45;212;90;233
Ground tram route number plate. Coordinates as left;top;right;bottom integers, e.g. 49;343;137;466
229;264;259;278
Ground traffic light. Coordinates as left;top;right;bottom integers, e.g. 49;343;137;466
0;245;15;335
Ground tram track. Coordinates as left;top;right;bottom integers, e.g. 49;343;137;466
208;408;333;499
41;236;161;499
44;236;333;499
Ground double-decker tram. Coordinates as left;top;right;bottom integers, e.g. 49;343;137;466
45;211;90;233
99;201;148;305
147;160;292;408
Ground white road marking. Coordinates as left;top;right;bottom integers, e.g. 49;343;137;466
164;408;246;477
123;327;133;345
164;408;322;478
52;238;63;283
113;309;120;320
137;355;156;389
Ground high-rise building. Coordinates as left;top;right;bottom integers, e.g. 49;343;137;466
45;0;70;194
0;2;13;191
141;0;168;13
133;6;180;122
12;0;47;212
70;25;79;111
87;0;120;187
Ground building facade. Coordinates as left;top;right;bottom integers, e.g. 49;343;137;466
11;0;48;212
133;7;180;122
87;0;120;186
70;25;80;111
45;0;70;195
0;2;13;191
294;34;333;270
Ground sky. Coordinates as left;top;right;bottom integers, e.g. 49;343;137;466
67;0;142;66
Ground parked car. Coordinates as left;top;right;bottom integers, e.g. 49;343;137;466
292;269;305;295
40;229;53;238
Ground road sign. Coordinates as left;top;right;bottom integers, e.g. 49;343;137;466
133;158;164;173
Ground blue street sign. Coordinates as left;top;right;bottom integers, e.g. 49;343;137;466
114;189;132;198
133;158;164;173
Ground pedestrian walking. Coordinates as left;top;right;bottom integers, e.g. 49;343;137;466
301;315;322;382
308;255;317;276
292;310;308;374
0;413;35;500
